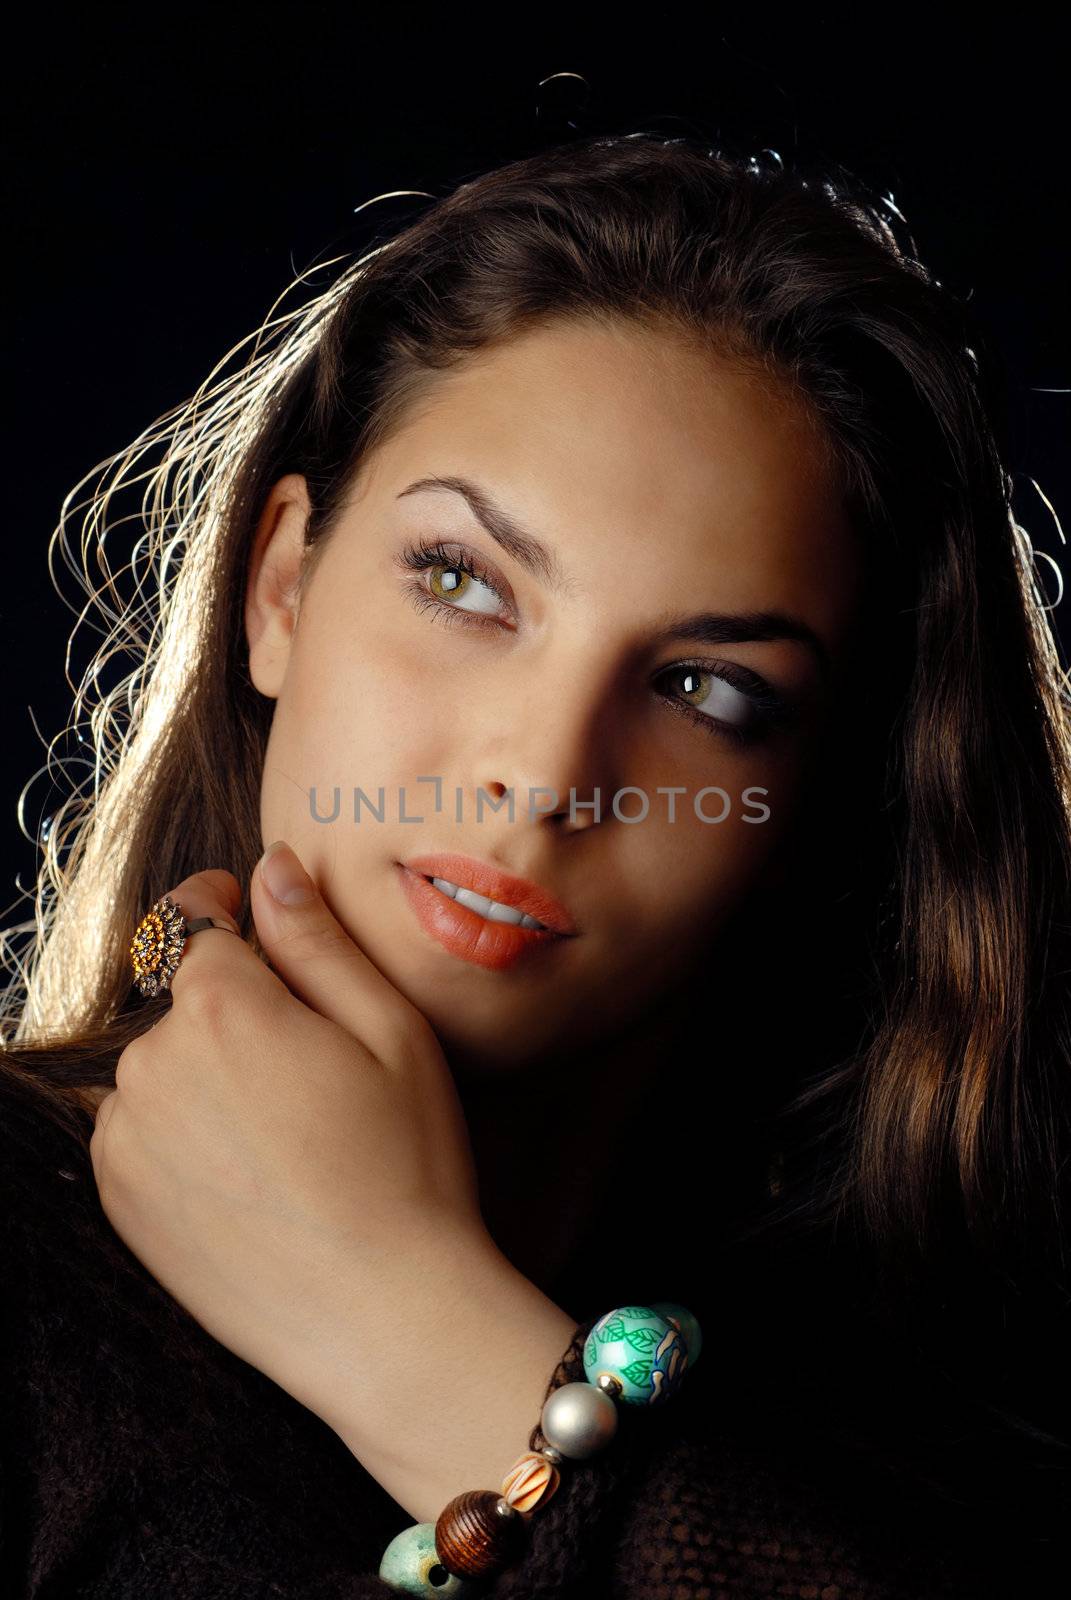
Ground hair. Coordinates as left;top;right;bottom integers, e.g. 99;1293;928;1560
3;129;1068;1558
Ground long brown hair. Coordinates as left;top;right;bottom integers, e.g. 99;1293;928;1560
3;131;1068;1538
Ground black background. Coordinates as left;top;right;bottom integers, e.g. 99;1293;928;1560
4;5;1067;916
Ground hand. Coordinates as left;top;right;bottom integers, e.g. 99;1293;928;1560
89;842;490;1419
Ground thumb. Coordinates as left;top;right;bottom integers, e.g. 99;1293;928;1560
251;839;423;1060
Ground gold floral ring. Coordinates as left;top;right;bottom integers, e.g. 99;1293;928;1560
129;893;237;999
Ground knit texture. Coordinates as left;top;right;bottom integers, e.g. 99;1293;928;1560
0;1064;1060;1598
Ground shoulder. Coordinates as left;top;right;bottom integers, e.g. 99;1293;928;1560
0;1061;157;1350
0;1058;217;1445
606;1408;1052;1599
0;1061;96;1212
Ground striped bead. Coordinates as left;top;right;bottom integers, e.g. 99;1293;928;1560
501;1449;561;1515
435;1489;527;1579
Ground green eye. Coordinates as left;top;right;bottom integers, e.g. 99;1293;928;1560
398;540;509;620
426;560;503;614
655;660;794;747
428;564;469;599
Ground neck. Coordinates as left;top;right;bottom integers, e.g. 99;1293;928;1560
449;987;685;1298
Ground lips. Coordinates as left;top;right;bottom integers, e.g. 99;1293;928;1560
401;853;578;936
396;852;578;972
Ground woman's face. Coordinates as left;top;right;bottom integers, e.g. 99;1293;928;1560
246;318;864;1072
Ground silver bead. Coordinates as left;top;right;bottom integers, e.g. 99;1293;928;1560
540;1381;619;1460
596;1374;623;1400
540;1445;563;1465
494;1498;518;1519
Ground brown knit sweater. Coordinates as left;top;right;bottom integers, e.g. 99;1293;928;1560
0;1064;1061;1599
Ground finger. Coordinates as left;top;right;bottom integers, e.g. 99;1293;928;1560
92;1086;119;1132
88;1086;120;1191
251;839;427;1060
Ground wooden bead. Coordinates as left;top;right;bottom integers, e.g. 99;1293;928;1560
435;1489;526;1579
501;1449;561;1515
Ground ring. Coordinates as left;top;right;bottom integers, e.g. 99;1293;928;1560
129;893;237;998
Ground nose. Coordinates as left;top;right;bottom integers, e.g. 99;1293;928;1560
479;778;600;831
473;678;623;833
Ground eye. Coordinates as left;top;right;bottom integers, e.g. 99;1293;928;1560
654;661;793;747
396;537;513;626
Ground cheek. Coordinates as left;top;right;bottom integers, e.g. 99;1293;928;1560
605;774;804;956
279;610;457;784
643;829;755;932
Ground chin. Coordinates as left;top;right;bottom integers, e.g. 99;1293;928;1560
436;1027;556;1079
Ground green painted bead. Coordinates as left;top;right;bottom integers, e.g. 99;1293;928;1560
648;1300;703;1367
378;1522;481;1596
583;1304;690;1406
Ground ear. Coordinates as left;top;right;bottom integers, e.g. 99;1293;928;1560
245;473;313;699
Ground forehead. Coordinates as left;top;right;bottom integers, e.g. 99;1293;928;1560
365;317;862;653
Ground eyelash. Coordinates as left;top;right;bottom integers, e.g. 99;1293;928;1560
396;536;794;748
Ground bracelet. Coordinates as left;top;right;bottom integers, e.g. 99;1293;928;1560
377;1300;703;1595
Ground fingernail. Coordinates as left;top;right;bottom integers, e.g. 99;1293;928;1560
259;840;316;905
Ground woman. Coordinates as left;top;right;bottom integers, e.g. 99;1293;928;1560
1;131;1067;1597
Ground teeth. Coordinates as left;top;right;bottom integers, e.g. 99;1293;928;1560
428;876;548;931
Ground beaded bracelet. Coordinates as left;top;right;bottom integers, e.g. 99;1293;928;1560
377;1300;703;1595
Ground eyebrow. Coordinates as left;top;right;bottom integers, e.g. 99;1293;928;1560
396;473;830;681
397;475;568;592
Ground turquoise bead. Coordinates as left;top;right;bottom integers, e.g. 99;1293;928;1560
583;1304;691;1406
378;1522;481;1595
648;1300;703;1367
